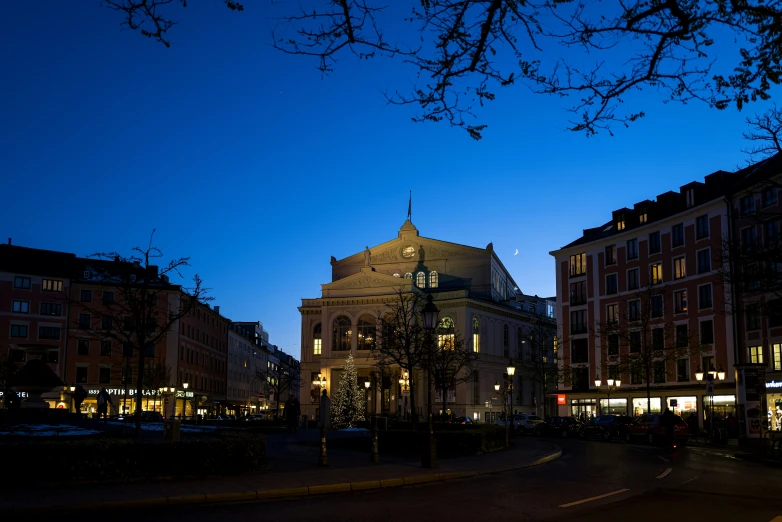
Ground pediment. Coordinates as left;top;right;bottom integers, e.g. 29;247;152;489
322;269;412;297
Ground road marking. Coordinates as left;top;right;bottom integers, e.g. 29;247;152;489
656;468;673;479
559;489;630;508
680;477;697;485
658;456;670;463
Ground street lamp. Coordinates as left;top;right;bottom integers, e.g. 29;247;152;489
695;365;724;440
594;376;621;414
398;370;410;420
421;293;439;469
158;386;176;418
181;382;189;419
364;380;371;419
506;361;516;447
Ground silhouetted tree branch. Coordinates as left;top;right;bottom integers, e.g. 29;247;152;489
743;105;782;162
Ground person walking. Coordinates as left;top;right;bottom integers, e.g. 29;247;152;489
662;407;676;447
96;387;111;423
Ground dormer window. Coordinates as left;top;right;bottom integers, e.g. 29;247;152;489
686;189;695;208
616;214;626;231
639;208;648;224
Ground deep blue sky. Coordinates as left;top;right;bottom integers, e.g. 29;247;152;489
2;2;776;358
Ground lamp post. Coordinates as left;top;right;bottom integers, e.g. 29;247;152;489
158;386;176;419
594;376;621;415
364;380;371;420
65;385;76;413
421;293;439;469
695;365;724;440
505;362;516;447
398;370;410;420
181;382;189;419
312;373;327;418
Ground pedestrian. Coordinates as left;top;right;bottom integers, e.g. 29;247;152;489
662;407;675;447
96;387;111;423
73;385;88;415
292;396;301;432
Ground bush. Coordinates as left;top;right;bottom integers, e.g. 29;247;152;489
0;432;266;485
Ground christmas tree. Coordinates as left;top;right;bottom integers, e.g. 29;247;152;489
331;353;365;428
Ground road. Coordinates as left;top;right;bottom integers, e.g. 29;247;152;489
66;437;782;522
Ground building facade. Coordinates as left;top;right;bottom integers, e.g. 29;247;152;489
298;220;557;423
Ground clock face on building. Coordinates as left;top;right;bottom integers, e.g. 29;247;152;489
401;245;416;258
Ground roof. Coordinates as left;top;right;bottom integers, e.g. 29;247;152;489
0;244;76;278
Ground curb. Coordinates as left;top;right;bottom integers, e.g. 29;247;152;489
4;445;562;518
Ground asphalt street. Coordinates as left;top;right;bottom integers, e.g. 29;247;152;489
63;437;782;522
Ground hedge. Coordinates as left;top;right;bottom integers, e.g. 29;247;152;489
325;425;505;458
0;432;266;485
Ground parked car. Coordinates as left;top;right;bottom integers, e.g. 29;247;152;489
494;414;544;433
579;415;635;441
534;416;583;438
624;413;689;445
451;416;472;424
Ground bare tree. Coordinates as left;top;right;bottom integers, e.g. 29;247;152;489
594;281;708;414
743;106;782;163
426;317;477;419
256;356;301;420
515;319;562;418
373;289;430;427
73;231;210;438
97;2;782;140
142;357;172;412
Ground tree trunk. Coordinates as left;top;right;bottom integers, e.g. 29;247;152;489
646;369;652;414
134;344;146;440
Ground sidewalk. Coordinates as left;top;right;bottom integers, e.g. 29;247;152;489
0;430;561;517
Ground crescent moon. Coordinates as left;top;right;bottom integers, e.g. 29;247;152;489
514;249;519;256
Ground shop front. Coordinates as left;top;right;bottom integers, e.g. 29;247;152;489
570;398;597;421
599;398;627;415
765;378;782;431
664;395;698;421
632;397;661;416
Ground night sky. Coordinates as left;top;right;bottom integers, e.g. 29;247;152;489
2;2;777;358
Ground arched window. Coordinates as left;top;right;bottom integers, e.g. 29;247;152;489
357;315;376;351
416;272;426;287
429;271;438;288
438;317;454;350
332;316;352;351
313;324;322;356
404;273;413;280
472;317;480;353
393;273;401;278
503;324;509;357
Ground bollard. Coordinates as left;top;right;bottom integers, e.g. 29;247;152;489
370;416;379;464
318;424;329;467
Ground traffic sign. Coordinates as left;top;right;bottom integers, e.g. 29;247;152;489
706;383;714;395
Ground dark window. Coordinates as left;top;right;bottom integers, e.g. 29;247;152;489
649;232;661;254
654;361;666;383
628;300;640;321
702;356;715;373
631;364;643;385
39;327;61;340
696;215;709;240
571;367;589;392
101;316;112;330
48;350;59;364
746;304;761;331
676;324;688;348
122;343;134;358
652;329;664;350
769;299;782;327
14;276;31;289
80;290;92;302
674;290;688;313
742;227;757;253
570;310;587;334
697;249;711;274
570;253;587;276
103;291;114;304
144;344;155;357
78;313;90;329
630;331;641;353
606;274;618;295
12;300;29;313
608;365;620;380
744;263;760;291
10;325;28;337
124;316;134;331
741;194;756;215
608;334;619;355
700;320;714;344
763;187;778;207
9;349;26;363
77;339;90;356
99;367;111;384
699;284;713;309
628;268;639;291
571;338;589;363
677;359;689;382
40;303;62;316
570;281;587;305
100;340;112;357
672;224;685;248
627;239;638;260
75;367;88;384
605;245;616;265
766;219;780;243
651;295;664;318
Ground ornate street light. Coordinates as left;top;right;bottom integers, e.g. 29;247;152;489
421;293;439;469
180;382;189;419
695;366;704;381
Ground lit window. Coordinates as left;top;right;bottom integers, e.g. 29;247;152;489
673;257;686;279
472;317;480;353
748;346;763;364
42;279;63;292
313;324;322;355
393;273;400;278
607;304;618;323
332;316;351;351
674;290;687;313
429;271;438;288
774;344;782;371
404;273;412;280
639;209;648;224
616;214;626;231
416;272;426;288
569;253;586;276
438;317;455;350
358;315;376;350
651;263;663;284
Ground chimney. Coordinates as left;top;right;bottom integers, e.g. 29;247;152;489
214;305;220;315
7;238;11;245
